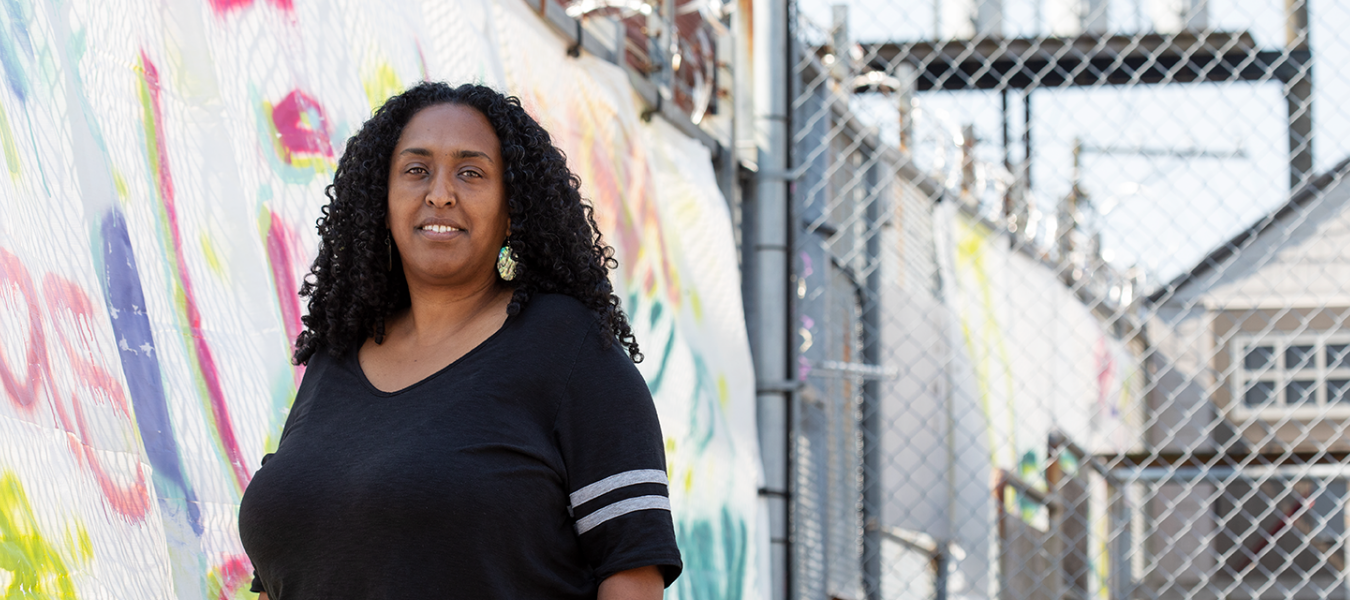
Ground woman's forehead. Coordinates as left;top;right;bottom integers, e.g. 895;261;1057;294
395;103;500;156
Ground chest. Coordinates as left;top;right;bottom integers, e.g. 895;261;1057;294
255;363;570;530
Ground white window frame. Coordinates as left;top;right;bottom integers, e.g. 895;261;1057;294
1231;333;1350;421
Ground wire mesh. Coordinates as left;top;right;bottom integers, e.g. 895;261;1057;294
788;0;1350;598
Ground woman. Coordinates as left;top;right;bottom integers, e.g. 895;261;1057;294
238;82;682;599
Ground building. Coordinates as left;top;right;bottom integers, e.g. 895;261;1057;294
1144;158;1350;599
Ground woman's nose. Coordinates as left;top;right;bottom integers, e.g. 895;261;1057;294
425;170;456;207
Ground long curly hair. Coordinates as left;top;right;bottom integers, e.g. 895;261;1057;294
292;82;640;365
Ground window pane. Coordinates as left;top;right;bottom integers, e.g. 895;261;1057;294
1286;345;1317;372
1245;381;1276;407
1288;380;1318;406
1245;346;1275;370
1330;379;1350;404
1329;345;1350;371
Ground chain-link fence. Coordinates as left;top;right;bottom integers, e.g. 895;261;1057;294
785;0;1350;598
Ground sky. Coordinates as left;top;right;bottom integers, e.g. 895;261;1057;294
798;0;1350;287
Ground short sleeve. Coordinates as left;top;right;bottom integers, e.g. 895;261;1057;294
554;325;683;587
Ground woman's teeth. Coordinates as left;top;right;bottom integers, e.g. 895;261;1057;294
421;224;460;233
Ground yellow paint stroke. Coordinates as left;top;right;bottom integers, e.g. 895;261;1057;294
954;217;1018;471
683;469;694;493
717;375;729;410
664;438;675;480
362;60;402;111
200;232;226;279
0;103;20;178
0;471;90;599
1092;503;1110;600
113;170;129;202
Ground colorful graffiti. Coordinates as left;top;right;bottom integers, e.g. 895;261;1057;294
0;0;760;598
0;471;91;599
496;7;763;596
939;206;1144;598
946;212;1143;475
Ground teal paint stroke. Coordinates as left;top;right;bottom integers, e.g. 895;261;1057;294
673;509;748;600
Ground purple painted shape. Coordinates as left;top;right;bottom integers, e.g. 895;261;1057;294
99;209;201;534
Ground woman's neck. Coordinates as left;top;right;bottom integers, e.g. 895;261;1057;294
394;278;512;348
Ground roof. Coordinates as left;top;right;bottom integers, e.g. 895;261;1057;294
1147;155;1350;303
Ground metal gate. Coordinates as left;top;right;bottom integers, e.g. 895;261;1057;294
784;0;1350;598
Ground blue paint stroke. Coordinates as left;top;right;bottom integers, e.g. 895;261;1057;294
99;209;202;534
0;0;31;101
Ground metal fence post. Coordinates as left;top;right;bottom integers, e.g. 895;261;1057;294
862;151;885;600
750;0;793;599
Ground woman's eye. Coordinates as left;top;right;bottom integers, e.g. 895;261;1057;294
462;170;483;178
406;166;427;175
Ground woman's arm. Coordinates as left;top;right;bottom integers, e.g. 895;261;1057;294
257;593;268;600
597;565;664;600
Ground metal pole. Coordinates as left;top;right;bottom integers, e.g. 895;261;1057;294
1286;0;1312;192
751;0;793;598
935;543;949;600
861;157;884;600
1023;89;1032;192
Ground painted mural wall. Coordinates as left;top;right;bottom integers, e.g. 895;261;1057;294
0;0;765;598
935;203;1144;599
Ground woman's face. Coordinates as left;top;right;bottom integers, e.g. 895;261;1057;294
387;103;509;289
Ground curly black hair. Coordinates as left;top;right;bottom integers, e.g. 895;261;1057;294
292;82;641;365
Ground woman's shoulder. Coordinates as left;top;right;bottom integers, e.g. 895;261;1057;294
518;293;599;334
514;293;629;362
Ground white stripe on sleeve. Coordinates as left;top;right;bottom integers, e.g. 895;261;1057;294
569;469;668;508
574;495;672;535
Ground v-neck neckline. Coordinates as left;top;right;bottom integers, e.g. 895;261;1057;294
352;310;516;397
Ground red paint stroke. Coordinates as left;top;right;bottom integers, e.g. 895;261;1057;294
0;247;151;519
271;90;333;164
582;136;638;272
580;129;679;306
141;52;251;491
0;249;47;410
43;275;152;519
265;211;306;384
208;0;292;16
213;555;254;600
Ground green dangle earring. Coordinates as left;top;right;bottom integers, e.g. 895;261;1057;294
496;243;519;281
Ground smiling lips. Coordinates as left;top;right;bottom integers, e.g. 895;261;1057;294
420;224;462;233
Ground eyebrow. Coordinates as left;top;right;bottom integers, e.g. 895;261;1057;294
397;148;494;163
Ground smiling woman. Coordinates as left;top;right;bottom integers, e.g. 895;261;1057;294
237;83;681;600
386;104;509;290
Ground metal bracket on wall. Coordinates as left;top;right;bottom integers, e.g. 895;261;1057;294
756;380;804;394
811;360;898;380
758;163;809;181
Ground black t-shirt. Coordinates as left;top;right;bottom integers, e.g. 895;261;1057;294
238;294;682;599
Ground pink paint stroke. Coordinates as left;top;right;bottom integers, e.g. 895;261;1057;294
0;249;47;411
141;52;251;491
43;274;152;520
1095;335;1118;418
208;0;293;16
265;211;306;385
271;89;333;163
